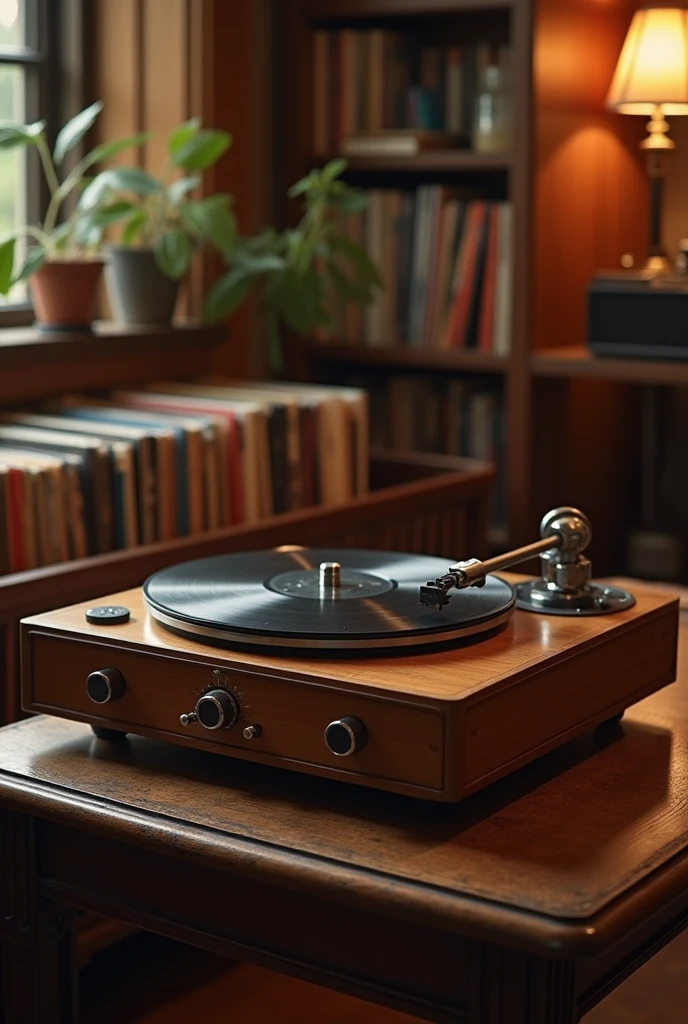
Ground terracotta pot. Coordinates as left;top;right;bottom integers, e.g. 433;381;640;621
105;247;180;325
28;260;104;332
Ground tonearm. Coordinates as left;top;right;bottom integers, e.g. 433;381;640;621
419;506;635;616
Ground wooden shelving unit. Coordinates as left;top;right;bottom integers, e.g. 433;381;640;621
0;322;226;405
279;0;646;569
305;342;508;375
531;347;688;387
317;150;513;173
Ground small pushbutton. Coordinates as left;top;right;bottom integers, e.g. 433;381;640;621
85;605;131;625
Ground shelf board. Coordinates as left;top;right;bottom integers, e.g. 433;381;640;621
319;150;512;173
0;321;227;404
309;0;513;18
304;342;508;374
531;346;688;386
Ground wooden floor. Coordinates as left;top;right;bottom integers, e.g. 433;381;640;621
80;929;688;1022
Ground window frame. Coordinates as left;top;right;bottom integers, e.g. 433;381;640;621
0;0;86;327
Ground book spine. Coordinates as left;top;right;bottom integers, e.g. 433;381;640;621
477;204;500;352
267;406;290;514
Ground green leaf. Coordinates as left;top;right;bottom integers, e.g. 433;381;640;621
12;245;45;285
287;171;318;198
330;234;383;288
327;190;368;213
327;261;370;304
171;129;232;171
167;175;200;203
72;219;101;249
87;200;136;227
167;118;200;156
53;100;103;164
0;238;15;294
203;267;252;322
121;209;147;246
154;230;193;279
179;195;236;254
79;167;162;210
86;131;151;166
0;120;45;149
235;252;286;274
321;157;348;181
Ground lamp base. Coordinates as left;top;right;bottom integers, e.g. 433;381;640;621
643;254;671;275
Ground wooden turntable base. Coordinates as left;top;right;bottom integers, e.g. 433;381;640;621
21;575;679;801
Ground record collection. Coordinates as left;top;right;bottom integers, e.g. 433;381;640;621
0;379;368;573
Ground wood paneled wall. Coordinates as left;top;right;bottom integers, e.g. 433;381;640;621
92;0;275;376
533;0;647;351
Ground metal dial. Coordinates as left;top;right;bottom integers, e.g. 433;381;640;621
324;716;367;757
195;688;239;730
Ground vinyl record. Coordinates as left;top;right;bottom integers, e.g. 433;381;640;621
143;548;515;651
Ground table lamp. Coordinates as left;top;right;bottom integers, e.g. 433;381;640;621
607;3;688;273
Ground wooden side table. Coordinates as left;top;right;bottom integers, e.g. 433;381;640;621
2;623;688;1022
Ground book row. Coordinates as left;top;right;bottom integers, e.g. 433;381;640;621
0;379;368;575
325;190;512;353
312;28;512;151
364;374;506;529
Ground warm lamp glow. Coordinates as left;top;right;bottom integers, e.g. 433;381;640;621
607;4;688;115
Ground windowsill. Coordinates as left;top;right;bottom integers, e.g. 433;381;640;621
0;320;227;404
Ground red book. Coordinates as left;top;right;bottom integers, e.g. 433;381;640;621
441;202;487;349
477;205;500;352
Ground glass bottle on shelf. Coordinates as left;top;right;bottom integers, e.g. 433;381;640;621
472;60;512;153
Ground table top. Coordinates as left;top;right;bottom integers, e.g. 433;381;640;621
3;607;688;958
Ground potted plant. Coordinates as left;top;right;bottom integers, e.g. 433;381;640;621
81;119;235;325
203;159;382;371
0;101;146;331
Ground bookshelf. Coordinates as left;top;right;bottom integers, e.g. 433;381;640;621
278;0;648;571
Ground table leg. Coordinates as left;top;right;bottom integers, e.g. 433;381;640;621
471;945;577;1024
0;811;77;1023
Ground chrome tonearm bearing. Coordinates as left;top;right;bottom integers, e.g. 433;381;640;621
419;506;635;616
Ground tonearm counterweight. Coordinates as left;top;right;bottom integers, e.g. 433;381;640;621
420;506;635;616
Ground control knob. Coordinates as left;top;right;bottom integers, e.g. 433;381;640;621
324;716;367;757
180;689;239;730
86;667;126;704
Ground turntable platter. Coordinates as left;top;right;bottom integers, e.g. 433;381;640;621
142;548;515;650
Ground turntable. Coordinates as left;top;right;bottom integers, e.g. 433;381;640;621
21;508;679;801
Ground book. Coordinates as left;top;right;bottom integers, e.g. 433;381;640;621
0;425;112;555
477;204;500;352
492;203;513;356
340;129;462;157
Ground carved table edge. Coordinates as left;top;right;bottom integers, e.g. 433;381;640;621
1;767;688;960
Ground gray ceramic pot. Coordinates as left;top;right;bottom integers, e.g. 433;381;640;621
105;246;180;324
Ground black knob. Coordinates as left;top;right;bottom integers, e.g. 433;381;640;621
324;716;367;757
86;667;126;704
196;689;239;730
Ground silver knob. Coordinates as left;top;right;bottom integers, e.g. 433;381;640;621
195;689;239;730
242;724;262;740
180;690;239;730
324;716;367;757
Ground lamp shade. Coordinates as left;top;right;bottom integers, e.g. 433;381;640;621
607;4;688;115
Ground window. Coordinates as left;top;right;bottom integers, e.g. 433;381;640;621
0;0;64;317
